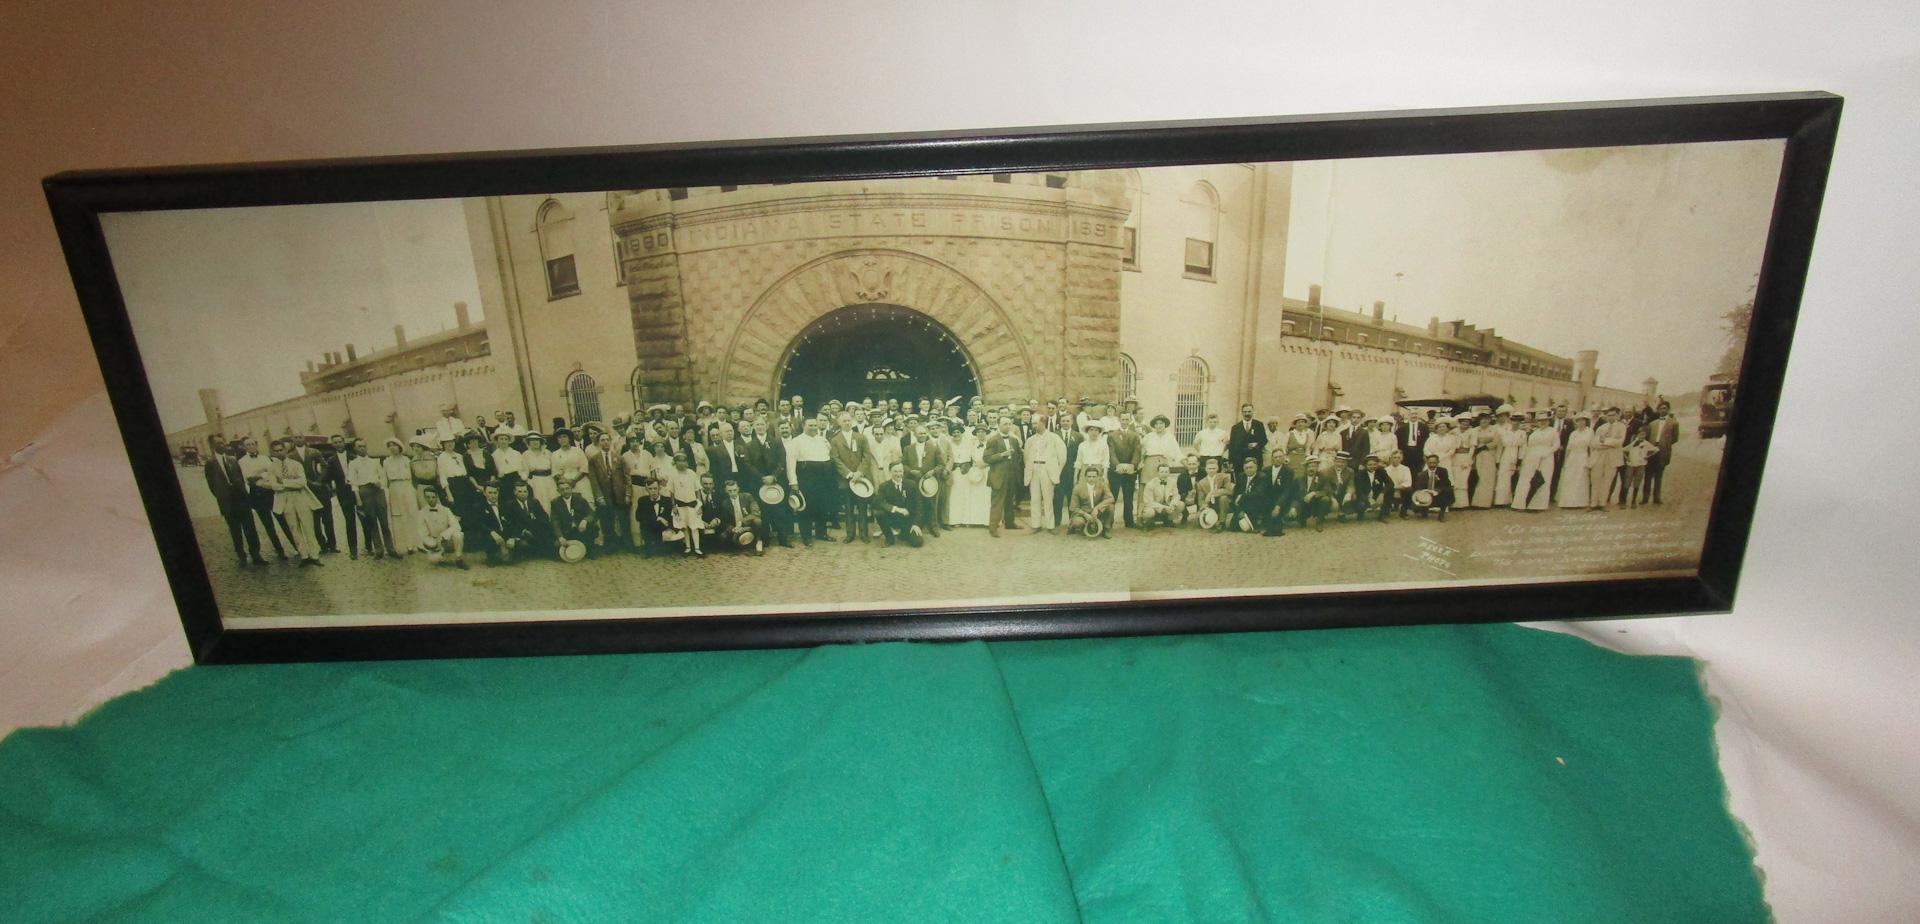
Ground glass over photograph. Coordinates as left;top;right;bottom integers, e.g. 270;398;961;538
103;140;1784;628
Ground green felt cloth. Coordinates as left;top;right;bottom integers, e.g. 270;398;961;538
0;624;1765;922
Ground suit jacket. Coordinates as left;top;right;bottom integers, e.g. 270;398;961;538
715;493;761;531
204;453;249;516
1069;479;1114;517
469;502;509;548
708;439;745;487
1642;416;1679;462
983;432;1022;490
742;437;784;487
1246;465;1298;515
1228;419;1269;467
504;497;553;545
1022;431;1067;487
633;496;673;537
1107;429;1143;473
1411;466;1455;508
551;493;596;540
1341;427;1372;465
829;429;875;483
1397;419;1430;464
587;448;630;506
297;448;336;499
875;479;916;521
901;438;949;485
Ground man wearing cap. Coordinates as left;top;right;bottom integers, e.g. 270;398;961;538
982;416;1024;537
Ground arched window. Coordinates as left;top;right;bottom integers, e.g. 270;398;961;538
537;200;580;299
629;365;647;412
1173;357;1210;445
565;370;601;425
1181;181;1219;279
1117;353;1139;402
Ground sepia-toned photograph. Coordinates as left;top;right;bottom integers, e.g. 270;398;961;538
103;138;1784;629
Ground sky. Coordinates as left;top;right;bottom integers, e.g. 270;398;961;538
1283;139;1784;393
105;198;484;433
107;138;1784;433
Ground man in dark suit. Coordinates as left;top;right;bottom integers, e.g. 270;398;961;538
630;481;674;558
1340;413;1372;476
551;478;598;551
707;423;746;488
1397;412;1431;473
203;436;265;565
502;481;554;559
1639;401;1679;505
586;431;631;550
714;479;769;554
468;483;514;563
982;417;1023;537
1410;453;1455;521
829;412;876;542
1227;403;1269;477
1245;448;1297;537
900;421;948;538
873;462;923;548
324;434;361;559
1107;420;1143;529
292;440;338;553
745;420;794;547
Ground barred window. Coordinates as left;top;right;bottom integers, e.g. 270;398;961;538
1174;357;1210;445
1118;353;1139;403
566;370;601;425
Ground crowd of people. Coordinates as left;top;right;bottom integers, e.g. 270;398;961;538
194;393;1686;570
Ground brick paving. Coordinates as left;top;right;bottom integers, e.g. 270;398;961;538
178;437;1723;623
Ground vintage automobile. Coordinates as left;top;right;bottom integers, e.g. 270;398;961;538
1698;375;1736;438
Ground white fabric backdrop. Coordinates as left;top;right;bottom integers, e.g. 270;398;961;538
2;2;1916;919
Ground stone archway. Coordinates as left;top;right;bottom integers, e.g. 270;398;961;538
777;304;982;406
716;250;1036;406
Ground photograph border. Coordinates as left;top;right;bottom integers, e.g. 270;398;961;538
43;92;1841;664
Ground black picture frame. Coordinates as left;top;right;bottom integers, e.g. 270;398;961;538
43;92;1840;665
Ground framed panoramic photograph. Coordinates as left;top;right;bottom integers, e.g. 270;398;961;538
45;92;1839;664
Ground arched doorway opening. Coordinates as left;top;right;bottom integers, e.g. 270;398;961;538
776;304;981;405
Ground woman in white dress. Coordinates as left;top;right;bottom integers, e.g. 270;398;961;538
1494;410;1524;507
1312;418;1344;466
380;438;422;553
946;423;992;527
1556;412;1596;509
550;429;592;506
1141;415;1183;483
1426;417;1466;511
521;432;559;512
1469;415;1500;508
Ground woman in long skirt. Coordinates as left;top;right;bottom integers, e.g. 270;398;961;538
1494;411;1523;506
946;424;992;526
381;438;422;553
1469;415;1500;508
521;432;559;512
1556;413;1596;508
1513;418;1559;511
550;429;593;506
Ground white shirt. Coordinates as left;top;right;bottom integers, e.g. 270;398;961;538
1078;436;1111;471
1142;431;1182;460
345;455;384;488
1192;426;1228;457
492;446;523;479
237;453;273;487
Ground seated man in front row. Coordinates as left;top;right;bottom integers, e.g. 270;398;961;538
1242;447;1297;537
714;479;771;554
632;480;675;558
550;477;597;552
503;481;555;559
415;486;469;569
1067;463;1116;538
1136;461;1184;529
1409;453;1455;521
874;462;923;548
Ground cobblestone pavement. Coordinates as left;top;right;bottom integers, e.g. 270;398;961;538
180;435;1724;622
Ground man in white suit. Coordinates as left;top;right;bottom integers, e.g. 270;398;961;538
1023;414;1068;533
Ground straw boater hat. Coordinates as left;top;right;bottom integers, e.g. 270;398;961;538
1496;404;1515;416
525;432;546;445
385;437;405;451
1434;416;1456;428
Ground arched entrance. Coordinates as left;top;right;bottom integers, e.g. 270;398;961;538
776;304;981;405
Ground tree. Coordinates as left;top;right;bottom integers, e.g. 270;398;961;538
1717;293;1755;378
